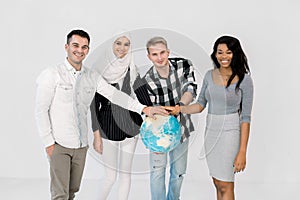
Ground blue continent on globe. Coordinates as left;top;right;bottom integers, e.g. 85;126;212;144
139;115;182;153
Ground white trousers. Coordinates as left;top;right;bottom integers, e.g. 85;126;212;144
99;137;138;200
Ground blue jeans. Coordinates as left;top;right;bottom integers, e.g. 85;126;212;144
150;139;189;200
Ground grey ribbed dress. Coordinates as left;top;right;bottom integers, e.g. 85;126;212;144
197;69;253;182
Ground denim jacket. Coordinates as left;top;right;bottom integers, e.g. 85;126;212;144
35;59;145;148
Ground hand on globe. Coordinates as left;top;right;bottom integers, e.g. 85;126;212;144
143;106;169;119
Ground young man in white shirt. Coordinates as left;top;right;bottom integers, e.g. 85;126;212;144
35;29;167;200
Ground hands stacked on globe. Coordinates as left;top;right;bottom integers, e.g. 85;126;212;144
162;105;181;116
141;105;184;154
143;104;182;118
140;112;182;153
142;106;169;119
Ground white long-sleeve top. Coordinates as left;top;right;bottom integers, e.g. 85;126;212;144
35;59;145;148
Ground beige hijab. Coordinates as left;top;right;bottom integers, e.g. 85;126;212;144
101;33;138;91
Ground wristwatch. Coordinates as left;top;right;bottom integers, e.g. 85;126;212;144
176;102;185;106
175;102;184;115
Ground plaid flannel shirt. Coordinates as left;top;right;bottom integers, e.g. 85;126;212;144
144;58;197;140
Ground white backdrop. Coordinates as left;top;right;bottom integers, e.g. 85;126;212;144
1;0;299;190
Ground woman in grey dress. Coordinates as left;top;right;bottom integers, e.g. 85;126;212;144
165;35;254;200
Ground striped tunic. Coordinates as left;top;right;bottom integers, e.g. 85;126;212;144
90;69;151;141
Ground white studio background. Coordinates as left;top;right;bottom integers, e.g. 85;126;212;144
1;0;299;197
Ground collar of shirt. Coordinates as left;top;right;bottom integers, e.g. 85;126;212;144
64;58;86;78
152;61;175;79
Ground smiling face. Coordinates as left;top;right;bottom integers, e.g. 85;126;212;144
147;43;170;69
65;35;89;70
113;36;130;58
215;43;233;69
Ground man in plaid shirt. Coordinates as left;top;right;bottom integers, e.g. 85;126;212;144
143;36;197;200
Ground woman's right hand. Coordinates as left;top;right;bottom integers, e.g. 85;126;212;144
93;130;103;154
162;105;181;116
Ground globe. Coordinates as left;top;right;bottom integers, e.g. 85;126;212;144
139;115;182;153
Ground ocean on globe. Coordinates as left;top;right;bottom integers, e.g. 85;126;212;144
139;115;181;153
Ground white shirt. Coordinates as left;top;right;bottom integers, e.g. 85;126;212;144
35;59;145;148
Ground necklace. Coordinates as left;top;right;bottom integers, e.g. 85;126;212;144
222;75;231;81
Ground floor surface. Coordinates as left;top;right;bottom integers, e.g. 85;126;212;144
1;178;298;199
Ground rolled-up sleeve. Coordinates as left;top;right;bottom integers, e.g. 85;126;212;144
182;59;197;98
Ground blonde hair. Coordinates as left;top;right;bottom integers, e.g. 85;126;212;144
146;36;168;54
